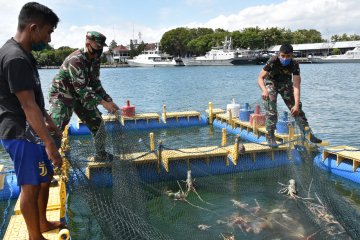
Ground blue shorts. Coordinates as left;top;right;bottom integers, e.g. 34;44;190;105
1;139;54;186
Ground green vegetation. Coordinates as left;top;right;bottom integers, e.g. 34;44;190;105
331;48;341;55
331;33;360;42
32;45;76;67
160;27;324;57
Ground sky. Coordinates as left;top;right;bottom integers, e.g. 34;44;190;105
1;0;359;49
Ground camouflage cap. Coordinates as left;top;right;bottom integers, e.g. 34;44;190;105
86;31;107;47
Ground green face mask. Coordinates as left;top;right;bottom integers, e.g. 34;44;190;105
31;42;46;51
31;27;46;51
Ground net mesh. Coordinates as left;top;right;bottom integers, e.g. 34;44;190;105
59;111;360;240
0;101;355;239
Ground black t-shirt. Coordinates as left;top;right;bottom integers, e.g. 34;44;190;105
0;38;46;143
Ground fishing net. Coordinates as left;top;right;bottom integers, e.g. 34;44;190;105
60;106;360;240
1;103;359;239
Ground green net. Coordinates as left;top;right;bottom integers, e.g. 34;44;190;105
61;113;360;240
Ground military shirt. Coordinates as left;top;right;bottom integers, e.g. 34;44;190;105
263;56;300;82
49;48;112;109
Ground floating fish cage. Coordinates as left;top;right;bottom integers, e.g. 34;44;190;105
1;102;360;240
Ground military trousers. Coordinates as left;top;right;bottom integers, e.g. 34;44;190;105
49;98;106;153
263;79;309;133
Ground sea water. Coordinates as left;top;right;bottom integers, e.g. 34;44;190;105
1;64;360;239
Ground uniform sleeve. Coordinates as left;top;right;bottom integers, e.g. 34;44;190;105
263;57;275;72
67;58;103;109
6;58;35;93
89;62;112;102
292;61;300;75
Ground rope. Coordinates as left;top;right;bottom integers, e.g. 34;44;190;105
162;145;225;154
76;150;157;163
0;170;15;175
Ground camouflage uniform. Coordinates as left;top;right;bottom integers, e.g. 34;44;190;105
49;31;111;151
262;56;309;133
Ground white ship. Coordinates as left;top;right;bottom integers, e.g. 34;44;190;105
182;37;263;66
127;44;183;67
309;46;360;63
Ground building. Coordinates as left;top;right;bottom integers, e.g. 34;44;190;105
112;45;130;63
268;41;360;57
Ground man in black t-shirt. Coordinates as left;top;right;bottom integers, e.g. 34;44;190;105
257;43;322;147
0;2;65;239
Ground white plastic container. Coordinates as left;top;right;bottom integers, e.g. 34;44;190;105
226;98;240;118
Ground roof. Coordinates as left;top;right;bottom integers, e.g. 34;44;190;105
268;41;360;51
113;45;129;52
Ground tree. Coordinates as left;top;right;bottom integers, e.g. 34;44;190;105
109;40;117;52
129;40;136;58
331;48;341;55
160;28;193;57
291;29;323;44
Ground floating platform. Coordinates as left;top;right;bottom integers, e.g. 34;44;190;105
212;108;329;147
85;142;296;184
0;165;20;201
315;146;360;184
69;110;207;135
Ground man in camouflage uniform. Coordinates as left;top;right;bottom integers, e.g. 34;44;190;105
49;31;119;160
257;43;321;147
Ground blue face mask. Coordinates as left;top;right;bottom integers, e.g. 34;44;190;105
279;57;291;66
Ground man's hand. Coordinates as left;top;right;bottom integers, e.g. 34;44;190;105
290;105;299;117
101;100;120;114
261;89;269;100
44;139;62;168
45;117;62;137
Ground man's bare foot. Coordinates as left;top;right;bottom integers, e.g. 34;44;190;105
40;220;67;233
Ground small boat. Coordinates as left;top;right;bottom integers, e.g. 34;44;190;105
127;44;183;67
309;46;360;63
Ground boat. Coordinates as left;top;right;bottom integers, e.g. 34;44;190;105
309;46;360;63
127;44;183;67
182;37;268;66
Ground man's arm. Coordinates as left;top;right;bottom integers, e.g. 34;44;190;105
15;90;62;167
44;111;62;137
69;60;118;112
291;75;301;116
258;69;269;100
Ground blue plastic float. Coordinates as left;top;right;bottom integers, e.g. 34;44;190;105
0;173;20;201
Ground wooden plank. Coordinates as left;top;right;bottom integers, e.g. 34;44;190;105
323;146;360;171
122;113;161;125
102;114;118;122
205;108;225;115
0;165;5;191
164;111;200;118
354;161;360;172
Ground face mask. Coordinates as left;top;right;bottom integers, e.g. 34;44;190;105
31;42;46;51
279;57;291;66
89;45;103;58
31;27;47;51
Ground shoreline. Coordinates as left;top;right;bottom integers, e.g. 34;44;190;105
38;63;129;69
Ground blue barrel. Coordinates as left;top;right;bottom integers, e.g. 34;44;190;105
276;111;290;134
239;103;254;122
